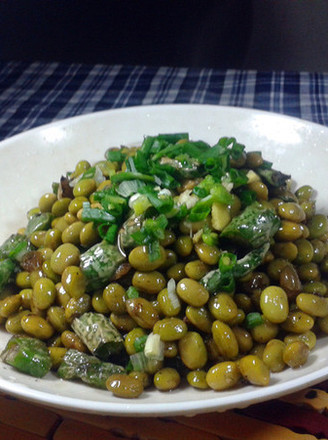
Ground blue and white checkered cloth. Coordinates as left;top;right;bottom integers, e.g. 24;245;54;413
1;61;328;141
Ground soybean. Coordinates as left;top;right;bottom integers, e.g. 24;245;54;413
281;311;314;333
32;278;56;310
185;305;212;333
284;331;317;351
212;320;239;359
194;242;220;265
275;221;303;242
166;263;185;281
176;278;209;307
126;297;159;329
157;288;181;317
296;293;328;317
153;368;180;391
283;341;310;368
277;202;305;223
260;286;289;324
21;314;54;340
61;266;86;299
239;355;270;386
208;293;238;323
206;361;240;391
103;283;126;314
50;243;80;275
185;260;209;280
153;317;187;341
132;271;166;295
128;245;166;272
178;331;208;370
174;236;193;257
110;312;138;333
232;326;253;353
187;370;209;389
262;339;286;372
106;373;144;398
0;295;22;318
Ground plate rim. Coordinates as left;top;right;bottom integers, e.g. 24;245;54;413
1;103;328;416
1;103;327;147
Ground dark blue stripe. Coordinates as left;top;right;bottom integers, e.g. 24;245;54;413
175;68;201;103
204;71;225;104
253;72;273;111
283;72;301;119
0;61;28;92
116;66;158;107
202;70;226;104
309;73;319;124
314;73;328;125
93;65;134;111
153;67;177;103
128;67;158;106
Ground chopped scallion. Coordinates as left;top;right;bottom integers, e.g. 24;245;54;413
245;312;265;329
126;286;139;299
133;335;148;353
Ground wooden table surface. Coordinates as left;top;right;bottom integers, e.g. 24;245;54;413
2;381;328;440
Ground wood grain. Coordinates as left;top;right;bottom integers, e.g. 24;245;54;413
2;383;328;440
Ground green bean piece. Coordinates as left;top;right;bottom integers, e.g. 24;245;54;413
80;240;126;290
71;312;124;360
57;349;125;389
1;335;51;378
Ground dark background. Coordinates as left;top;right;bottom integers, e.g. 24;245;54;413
0;0;252;69
1;0;328;71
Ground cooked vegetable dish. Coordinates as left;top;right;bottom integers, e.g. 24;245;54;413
1;132;328;398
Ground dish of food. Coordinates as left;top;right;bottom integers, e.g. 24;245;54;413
0;104;328;416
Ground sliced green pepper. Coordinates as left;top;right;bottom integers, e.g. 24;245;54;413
72;312;124;360
80;240;126;290
57;349;124;389
1;336;52;378
220;203;280;248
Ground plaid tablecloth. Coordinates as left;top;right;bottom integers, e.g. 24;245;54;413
1;61;328;440
1;61;328;142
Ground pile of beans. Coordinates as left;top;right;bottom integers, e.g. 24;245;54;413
1;147;328;398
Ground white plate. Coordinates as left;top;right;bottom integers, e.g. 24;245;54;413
0;104;328;417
